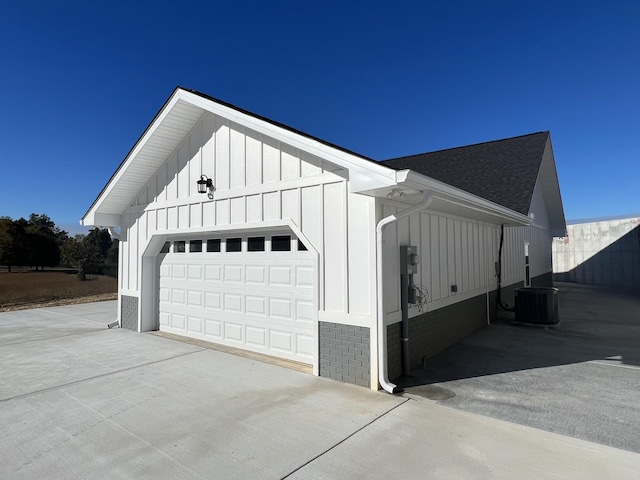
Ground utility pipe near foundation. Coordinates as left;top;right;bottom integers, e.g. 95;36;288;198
376;191;432;394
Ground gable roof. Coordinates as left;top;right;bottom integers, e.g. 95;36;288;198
81;87;538;230
381;132;549;216
81;87;400;226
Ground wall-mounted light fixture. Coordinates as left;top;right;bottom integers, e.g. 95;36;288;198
197;175;215;199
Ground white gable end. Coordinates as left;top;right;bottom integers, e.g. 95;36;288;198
82;88;396;227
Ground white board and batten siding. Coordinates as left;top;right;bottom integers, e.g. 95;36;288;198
501;181;554;287
379;200;500;325
118;110;377;336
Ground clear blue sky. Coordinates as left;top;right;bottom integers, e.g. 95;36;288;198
1;1;638;233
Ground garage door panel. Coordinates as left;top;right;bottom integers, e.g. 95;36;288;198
172;314;186;330
205;319;222;338
187;290;202;306
224;322;243;342
205;292;222;309
159;312;170;326
246;326;266;347
188;316;203;334
296;266;314;286
224;293;243;312
246;265;266;284
269;266;292;286
297;334;314;358
188;265;203;280
159;287;170;302
205;265;221;281
246;296;266;315
269;298;292;319
296;300;314;324
159;244;315;364
224;265;243;282
172;264;186;279
172;289;186;304
270;330;293;353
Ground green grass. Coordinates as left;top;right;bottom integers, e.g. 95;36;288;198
0;269;117;306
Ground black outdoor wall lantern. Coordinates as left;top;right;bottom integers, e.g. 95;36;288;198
197;175;215;199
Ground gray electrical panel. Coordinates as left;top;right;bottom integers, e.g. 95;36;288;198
400;245;419;275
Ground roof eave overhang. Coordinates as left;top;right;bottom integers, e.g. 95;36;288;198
82;87;203;227
82;88;399;227
359;169;532;227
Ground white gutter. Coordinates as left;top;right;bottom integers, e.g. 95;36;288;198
395;169;532;226
376;191;433;394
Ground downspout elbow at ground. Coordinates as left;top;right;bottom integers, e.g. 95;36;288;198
376;191;432;394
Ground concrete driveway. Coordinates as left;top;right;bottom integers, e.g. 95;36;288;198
399;282;640;453
2;300;640;479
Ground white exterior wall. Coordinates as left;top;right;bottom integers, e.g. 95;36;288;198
118;112;376;330
378;200;500;326
501;181;553;287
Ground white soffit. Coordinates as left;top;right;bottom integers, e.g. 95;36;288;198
83;93;204;225
82;88;397;226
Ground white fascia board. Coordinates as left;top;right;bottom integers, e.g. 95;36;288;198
178;90;399;190
81;212;121;228
396;170;532;226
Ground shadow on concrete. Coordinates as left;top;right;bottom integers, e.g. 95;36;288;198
395;282;640;452
398;282;640;388
555;225;640;293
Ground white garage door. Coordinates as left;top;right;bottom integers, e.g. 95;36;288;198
158;234;316;364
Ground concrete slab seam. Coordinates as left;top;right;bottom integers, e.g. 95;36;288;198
0;329;109;349
0;348;207;403
35;307;117;325
279;397;410;479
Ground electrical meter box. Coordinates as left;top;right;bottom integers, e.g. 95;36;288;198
400;245;419;275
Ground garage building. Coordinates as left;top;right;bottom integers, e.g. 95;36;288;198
82;87;565;391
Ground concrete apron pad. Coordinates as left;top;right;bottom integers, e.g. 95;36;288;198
1;348;403;480
0;328;204;401
0;301;118;347
289;399;640;480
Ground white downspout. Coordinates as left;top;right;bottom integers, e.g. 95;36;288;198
376;191;432;394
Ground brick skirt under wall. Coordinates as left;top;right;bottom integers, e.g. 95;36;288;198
319;322;370;388
387;294;487;380
387;271;555;381
121;295;138;331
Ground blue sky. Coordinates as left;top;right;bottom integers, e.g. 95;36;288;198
1;1;638;233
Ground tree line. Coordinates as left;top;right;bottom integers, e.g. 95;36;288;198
0;214;117;280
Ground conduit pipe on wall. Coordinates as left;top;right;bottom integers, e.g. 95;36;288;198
376;191;432;394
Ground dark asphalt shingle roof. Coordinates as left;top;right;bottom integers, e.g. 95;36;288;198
380;131;550;215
